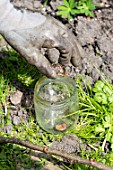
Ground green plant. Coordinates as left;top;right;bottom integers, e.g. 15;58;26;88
57;0;96;20
0;76;10;105
92;80;113;151
57;0;76;20
67;77;113;164
93;80;113;108
75;0;96;17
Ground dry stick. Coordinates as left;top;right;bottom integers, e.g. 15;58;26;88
0;136;113;170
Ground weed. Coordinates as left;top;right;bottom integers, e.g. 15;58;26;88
57;0;77;20
75;0;96;17
67;75;113;167
57;0;96;20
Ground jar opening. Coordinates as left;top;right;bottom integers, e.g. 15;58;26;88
34;76;77;106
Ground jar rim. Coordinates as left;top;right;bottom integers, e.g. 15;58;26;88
34;90;78;106
34;75;78;106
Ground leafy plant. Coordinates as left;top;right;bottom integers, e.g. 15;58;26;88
93;80;113;110
57;0;76;20
75;0;96;17
68;77;113;156
57;0;96;20
92;80;113;151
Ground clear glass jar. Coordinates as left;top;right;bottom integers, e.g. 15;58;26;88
34;75;79;134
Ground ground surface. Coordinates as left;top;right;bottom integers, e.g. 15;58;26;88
0;0;113;169
12;0;113;84
7;0;113;139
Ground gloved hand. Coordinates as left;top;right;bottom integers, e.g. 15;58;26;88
0;0;82;78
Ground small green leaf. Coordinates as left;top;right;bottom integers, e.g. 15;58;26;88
69;0;75;9
57;11;68;18
110;136;113;143
63;0;69;8
89;11;94;17
109;103;113;112
105;132;112;142
93;80;105;92
105;115;111;123
77;6;84;10
57;5;68;11
94;92;108;104
108;94;113;103
95;124;105;133
103;85;112;95
68;13;72;20
103;121;111;128
71;9;80;15
85;10;89;16
90;4;96;10
111;144;113;151
9;56;18;61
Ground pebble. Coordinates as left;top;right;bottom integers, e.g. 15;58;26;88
10;90;23;105
13;115;20;125
33;1;42;9
4;125;13;134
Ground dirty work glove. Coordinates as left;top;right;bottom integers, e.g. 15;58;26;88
0;0;82;78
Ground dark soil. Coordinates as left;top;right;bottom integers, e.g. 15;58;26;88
12;0;113;84
1;0;113;156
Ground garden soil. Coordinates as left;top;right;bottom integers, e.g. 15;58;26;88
0;0;113;167
11;0;113;84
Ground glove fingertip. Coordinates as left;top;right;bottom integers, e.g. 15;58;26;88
71;57;81;67
46;69;57;79
51;70;57;79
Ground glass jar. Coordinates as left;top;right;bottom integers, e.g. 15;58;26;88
34;75;79;134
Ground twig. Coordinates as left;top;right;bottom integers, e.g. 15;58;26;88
0;136;113;170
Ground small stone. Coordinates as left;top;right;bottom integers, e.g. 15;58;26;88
50;1;57;10
12;0;23;8
10;110;17;120
46;6;52;13
17;110;23;117
10;90;23;105
13;115;20;125
33;1;42;9
55;122;67;131
38;129;43;135
48;48;59;64
24;0;33;10
4;125;13;134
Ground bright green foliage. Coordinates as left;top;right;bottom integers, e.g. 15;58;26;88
68;77;113;161
0;48;113;168
0;76;10;105
92;80;113;151
57;0;76;20
93;80;113;109
75;0;96;17
57;0;96;20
